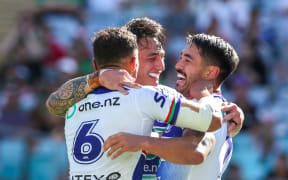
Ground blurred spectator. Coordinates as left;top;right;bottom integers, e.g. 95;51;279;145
224;163;243;180
161;0;195;36
266;153;288;180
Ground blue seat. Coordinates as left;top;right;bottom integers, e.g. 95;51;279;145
0;137;27;180
28;137;68;180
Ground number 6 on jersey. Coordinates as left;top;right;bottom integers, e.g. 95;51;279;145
73;120;104;164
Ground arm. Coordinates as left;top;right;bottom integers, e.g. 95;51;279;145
46;72;98;117
174;96;223;132
138;85;222;132
221;102;245;137
103;130;215;164
46;69;141;117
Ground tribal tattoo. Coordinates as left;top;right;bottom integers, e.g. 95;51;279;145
46;76;88;117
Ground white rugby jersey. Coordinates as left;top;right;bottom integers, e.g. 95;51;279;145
157;92;233;180
185;93;232;180
64;85;182;180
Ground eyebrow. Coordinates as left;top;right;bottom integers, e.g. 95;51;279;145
181;52;193;59
148;51;165;57
148;52;160;57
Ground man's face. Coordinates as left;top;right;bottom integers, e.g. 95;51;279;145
175;43;206;99
136;37;165;86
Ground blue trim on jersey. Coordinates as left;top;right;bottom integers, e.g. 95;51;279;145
212;94;227;102
162;125;183;138
89;87;130;95
133;154;145;180
170;98;181;125
153;120;169;128
213;92;233;165
224;136;233;163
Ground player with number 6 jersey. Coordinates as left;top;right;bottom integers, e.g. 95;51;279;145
65;85;215;179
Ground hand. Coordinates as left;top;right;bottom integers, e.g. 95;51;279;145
99;69;142;95
87;72;100;89
221;102;244;137
103;132;146;160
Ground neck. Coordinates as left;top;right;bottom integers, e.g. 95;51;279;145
213;80;222;91
99;64;135;78
189;80;213;100
99;64;121;69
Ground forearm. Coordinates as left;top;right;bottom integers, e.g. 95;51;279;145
103;130;214;163
46;72;99;116
175;97;222;132
141;136;203;164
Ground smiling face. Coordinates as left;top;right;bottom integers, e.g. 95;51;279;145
175;43;207;99
136;37;165;86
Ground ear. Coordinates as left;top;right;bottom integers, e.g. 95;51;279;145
203;66;220;80
129;56;137;72
92;59;98;71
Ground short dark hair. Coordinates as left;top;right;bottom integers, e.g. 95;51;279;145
124;17;165;46
92;27;138;68
187;33;239;86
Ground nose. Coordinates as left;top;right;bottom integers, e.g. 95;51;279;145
175;58;183;70
154;55;165;72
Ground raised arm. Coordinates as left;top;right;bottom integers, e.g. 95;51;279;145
176;97;223;132
103;129;215;164
46;69;141;117
46;72;98;117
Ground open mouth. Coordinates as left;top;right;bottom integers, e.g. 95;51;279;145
177;72;186;82
148;73;160;79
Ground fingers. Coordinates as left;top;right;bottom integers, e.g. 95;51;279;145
221;103;236;113
117;86;129;95
123;70;134;81
116;78;142;95
107;143;123;157
222;102;245;136
121;81;142;89
103;134;121;152
103;138;124;160
103;133;127;160
121;72;141;88
222;105;241;126
111;148;125;160
227;122;237;134
223;111;237;122
99;69;141;94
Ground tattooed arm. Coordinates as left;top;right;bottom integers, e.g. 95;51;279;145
46;72;99;117
46;69;141;117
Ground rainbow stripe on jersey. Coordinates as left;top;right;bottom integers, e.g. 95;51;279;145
164;98;181;125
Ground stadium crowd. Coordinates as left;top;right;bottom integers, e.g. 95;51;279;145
0;0;287;179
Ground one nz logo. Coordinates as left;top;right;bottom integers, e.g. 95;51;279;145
78;97;120;112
